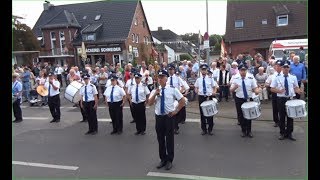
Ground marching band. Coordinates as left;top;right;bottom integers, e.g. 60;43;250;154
13;55;307;169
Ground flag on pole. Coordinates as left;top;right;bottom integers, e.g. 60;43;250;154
220;38;227;57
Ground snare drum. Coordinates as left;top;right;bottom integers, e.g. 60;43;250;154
64;81;83;103
200;98;218;117
285;99;307;118
241;102;261;120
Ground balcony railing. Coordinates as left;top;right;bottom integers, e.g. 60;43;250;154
39;48;74;57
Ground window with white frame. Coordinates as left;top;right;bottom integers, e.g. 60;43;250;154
59;31;65;53
262;19;268;25
50;31;56;52
277;15;288;26
235;20;244;28
132;33;135;43
95;15;101;21
135;34;139;43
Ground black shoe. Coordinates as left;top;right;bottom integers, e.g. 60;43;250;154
201;131;207;135
174;129;179;135
208;131;214;136
287;134;296;141
247;132;253;138
237;122;241;125
55;119;60;123
156;161;167;169
273;123;279;127
180;121;185;124
278;134;285;140
117;131;123;135
241;132;246;137
110;131;117;135
140;131;146;135
90;131;98;135
80;119;87;122
13;119;22;123
134;131;141;135
50;119;56;123
130;120;136;123
225;99;229;102
85;131;92;135
165;161;172;170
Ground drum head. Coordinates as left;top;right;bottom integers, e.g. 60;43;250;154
285;99;306;106
70;81;84;89
200;100;216;107
241;102;258;109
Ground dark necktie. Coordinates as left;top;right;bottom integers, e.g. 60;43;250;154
242;78;248;99
203;77;206;95
85;85;88;102
136;85;139;103
160;88;165;114
131;79;133;86
110;86;114;103
48;84;51;97
284;75;289;96
170;76;173;86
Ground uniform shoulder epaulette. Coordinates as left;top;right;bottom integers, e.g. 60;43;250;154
90;84;94;87
248;77;253;79
234;77;240;79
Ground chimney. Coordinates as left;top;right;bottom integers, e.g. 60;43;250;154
43;1;53;11
158;27;163;31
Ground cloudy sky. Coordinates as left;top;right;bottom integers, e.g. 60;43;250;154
12;0;227;35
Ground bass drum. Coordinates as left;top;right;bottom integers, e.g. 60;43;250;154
65;81;83;103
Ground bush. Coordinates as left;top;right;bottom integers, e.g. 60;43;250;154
179;54;193;61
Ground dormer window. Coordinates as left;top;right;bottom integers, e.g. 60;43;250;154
83;33;96;41
95;15;101;21
277;15;288;26
83;16;87;20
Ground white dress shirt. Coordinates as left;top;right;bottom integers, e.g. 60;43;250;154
104;85;126;102
180;79;190;93
79;83;98;102
194;75;219;96
230;73;258;99
270;73;298;97
106;79;124;88
128;83;150;104
125;78;136;89
166;74;183;89
142;76;153;85
210;68;220;81
217;70;230;85
149;85;184;116
44;80;60;97
54;67;64;75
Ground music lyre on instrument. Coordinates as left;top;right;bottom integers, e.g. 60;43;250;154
37;85;49;96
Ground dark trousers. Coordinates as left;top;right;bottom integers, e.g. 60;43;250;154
198;95;214;132
108;101;123;132
303;82;307;98
175;106;186;131
233;92;240;124
57;74;63;87
277;97;294;136
271;92;279;124
48;94;61;120
155;115;174;163
99;84;106;100
295;82;301;99
219;85;229;101
83;101;98;132
133;102;146;132
63;75;69;86
235;96;252;134
79;101;88;120
129;99;135;121
13;98;22;120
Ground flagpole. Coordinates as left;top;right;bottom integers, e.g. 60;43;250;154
206;0;209;66
198;30;201;77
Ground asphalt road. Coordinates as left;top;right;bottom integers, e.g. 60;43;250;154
12;92;307;179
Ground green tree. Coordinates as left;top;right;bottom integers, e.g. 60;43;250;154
13;22;40;51
179;53;193;60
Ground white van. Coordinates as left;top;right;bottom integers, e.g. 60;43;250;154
268;39;308;61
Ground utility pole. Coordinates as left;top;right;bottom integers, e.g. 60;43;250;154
206;0;210;66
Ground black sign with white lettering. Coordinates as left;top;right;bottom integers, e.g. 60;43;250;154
85;47;122;53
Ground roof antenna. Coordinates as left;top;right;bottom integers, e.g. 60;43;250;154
45;0;50;3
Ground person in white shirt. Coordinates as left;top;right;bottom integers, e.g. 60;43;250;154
210;62;220;81
217;64;230;102
148;70;185;170
12;73;23;123
44;73;61;123
270;60;302;141
230;64;260;138
127;73;150;135
142;71;154;91
125;69;137;123
140;60;149;78
195;64;219;136
54;64;64;87
79;74;99;135
104;74;126;135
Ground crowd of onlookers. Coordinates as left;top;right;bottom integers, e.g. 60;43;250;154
12;49;307;105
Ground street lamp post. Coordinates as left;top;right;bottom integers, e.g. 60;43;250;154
206;0;210;66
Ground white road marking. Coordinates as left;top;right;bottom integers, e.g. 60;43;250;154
98;118;111;122
12;161;79;171
21;106;149;109
185;118;200;122
147;172;238;180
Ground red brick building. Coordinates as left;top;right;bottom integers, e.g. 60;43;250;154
33;1;154;67
224;1;307;59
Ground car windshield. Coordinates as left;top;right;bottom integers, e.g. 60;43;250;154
274;49;308;59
